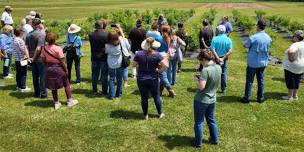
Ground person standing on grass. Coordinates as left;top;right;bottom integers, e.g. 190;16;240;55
193;50;221;148
115;24;131;87
89;20;109;95
13;27;31;92
167;29;186;86
1;6;13;27
0;25;13;79
65;24;83;85
159;25;175;97
157;14;168;32
26;18;47;98
133;37;167;120
105;31;128;100
282;30;304;101
199;19;213;71
175;23;187;73
210;25;232;94
128;19;146;79
241;20;272;104
218;16;233;37
41;32;78;110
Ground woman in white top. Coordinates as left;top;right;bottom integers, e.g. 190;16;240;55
282;30;304;101
105;31;129;100
1;6;13;26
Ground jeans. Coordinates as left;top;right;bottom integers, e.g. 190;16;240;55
3;53;12;76
137;78;162;116
160;69;171;89
123;67;128;81
194;100;218;146
108;67;123;98
167;59;178;86
32;61;47;97
244;66;265;102
91;61;108;94
220;60;227;91
15;61;28;89
66;51;81;83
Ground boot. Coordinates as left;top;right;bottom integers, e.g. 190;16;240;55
167;87;175;98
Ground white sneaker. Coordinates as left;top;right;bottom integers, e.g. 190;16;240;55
67;100;78;107
20;87;31;92
54;102;62;110
8;73;13;77
281;96;293;101
144;115;148;120
159;113;165;119
3;75;13;79
16;87;21;91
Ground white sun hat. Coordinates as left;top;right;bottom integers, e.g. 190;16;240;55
141;37;161;50
68;24;81;34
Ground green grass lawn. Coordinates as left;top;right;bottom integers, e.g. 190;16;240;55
1;1;304;151
0;31;304;152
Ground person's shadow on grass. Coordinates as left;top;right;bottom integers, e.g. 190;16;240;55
158;135;193;150
9;91;32;99
110;109;159;120
24;100;53;108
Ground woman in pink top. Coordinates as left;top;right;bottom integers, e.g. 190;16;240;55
41;32;78;110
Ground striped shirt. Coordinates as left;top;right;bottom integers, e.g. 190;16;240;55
13;37;26;61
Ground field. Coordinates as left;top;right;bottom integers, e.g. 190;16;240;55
0;0;304;152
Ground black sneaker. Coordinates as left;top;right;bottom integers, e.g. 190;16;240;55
192;143;202;148
240;98;249;104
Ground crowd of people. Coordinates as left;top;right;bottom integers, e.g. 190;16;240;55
1;6;304;148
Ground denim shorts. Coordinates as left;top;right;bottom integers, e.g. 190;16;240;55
284;69;303;89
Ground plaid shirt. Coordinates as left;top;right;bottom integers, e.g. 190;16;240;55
13;37;26;61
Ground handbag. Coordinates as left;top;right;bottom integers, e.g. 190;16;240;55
120;43;131;68
63;35;77;53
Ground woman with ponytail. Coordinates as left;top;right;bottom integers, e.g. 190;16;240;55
133;37;168;120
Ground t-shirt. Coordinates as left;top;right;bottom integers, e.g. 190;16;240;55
26;30;45;61
282;41;304;74
194;62;222;104
41;44;64;64
13;37;26;61
199;26;213;49
1;11;13;25
210;34;232;57
134;50;163;81
128;27;146;53
23;24;33;36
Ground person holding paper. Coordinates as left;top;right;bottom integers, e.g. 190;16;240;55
13;27;31;92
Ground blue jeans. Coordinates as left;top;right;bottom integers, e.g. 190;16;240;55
3;53;12;76
160;69;171;89
15;61;28;89
194;100;218;146
167;59;178;86
244;66;265;102
137;78;162;116
220;60;227;91
91;61;108;94
32;61;47;97
108;67;123;98
123;67;128;81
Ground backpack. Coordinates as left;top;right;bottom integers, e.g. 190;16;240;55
168;39;177;59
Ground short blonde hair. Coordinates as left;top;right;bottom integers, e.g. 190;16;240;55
2;25;13;34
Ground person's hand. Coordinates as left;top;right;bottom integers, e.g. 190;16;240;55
28;58;33;63
156;68;160;73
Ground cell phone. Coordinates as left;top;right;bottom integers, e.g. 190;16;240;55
194;74;200;79
111;24;117;28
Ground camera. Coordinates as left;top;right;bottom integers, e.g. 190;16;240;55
110;24;117;28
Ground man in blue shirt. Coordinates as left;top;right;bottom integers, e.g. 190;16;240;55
210;25;233;93
241;19;272;103
219;16;233;36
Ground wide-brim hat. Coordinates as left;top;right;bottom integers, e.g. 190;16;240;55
68;24;81;34
294;30;304;39
4;6;13;11
141;37;161;50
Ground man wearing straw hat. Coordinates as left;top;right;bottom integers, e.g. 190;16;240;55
1;6;13;27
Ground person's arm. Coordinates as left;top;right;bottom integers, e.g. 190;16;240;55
60;57;68;74
32;46;42;61
177;37;186;47
157;58;169;73
74;36;82;48
197;79;206;91
223;40;233;60
20;39;30;59
288;50;296;62
201;38;209;49
132;60;138;68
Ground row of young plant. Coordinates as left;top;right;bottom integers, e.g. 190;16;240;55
184;9;217;51
232;10;291;60
44;9;195;43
